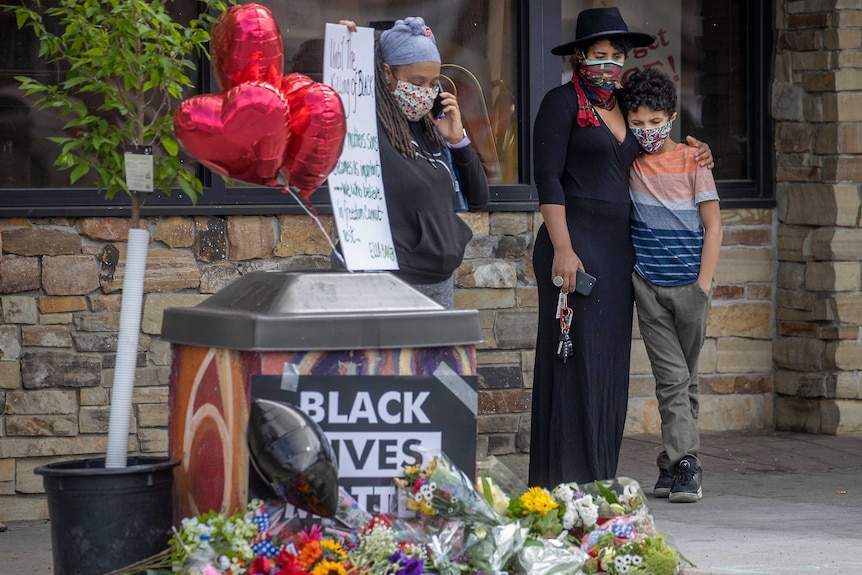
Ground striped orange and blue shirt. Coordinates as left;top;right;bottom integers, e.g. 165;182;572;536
630;143;719;286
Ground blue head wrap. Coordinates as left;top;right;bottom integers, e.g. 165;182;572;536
379;17;441;66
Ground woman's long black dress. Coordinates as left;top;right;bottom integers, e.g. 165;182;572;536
529;83;640;488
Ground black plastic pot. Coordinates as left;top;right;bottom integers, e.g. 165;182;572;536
35;456;179;575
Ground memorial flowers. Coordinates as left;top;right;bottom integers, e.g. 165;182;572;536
125;454;689;575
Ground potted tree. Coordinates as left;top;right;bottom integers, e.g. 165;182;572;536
3;0;233;573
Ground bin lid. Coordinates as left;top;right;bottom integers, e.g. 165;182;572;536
160;270;482;351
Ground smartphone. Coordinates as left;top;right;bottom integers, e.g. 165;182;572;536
574;270;597;296
430;90;445;119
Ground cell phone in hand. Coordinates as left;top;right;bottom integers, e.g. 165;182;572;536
430;89;445;119
574;270;597;296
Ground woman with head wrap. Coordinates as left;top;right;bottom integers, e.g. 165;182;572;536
339;17;489;307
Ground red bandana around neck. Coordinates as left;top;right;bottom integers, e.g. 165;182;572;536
572;63;617;128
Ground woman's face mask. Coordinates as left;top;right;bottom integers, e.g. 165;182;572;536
630;120;673;153
579;51;624;90
392;80;438;122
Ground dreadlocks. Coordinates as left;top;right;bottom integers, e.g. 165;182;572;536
374;42;442;159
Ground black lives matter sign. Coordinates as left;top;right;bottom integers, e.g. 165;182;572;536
251;374;477;513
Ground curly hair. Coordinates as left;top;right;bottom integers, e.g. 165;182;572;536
577;37;635;58
619;68;677;115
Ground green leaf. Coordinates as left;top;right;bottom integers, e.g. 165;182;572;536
593;480;621;505
5;0;235;207
163;138;178;157
69;163;90;184
62;75;89;89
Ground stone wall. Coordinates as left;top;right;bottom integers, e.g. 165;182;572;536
772;0;862;433
0;207;775;521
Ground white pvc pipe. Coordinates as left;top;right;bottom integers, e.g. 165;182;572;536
105;227;149;468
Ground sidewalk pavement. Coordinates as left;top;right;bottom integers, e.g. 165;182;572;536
2;431;861;574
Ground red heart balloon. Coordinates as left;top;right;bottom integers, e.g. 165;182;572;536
279;79;347;201
211;3;284;92
173;82;290;187
280;72;315;96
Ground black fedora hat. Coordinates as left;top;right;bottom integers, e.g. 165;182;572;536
551;7;654;56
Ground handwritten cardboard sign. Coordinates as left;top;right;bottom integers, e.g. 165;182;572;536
324;23;398;271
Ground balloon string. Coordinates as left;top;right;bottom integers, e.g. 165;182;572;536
284;186;346;268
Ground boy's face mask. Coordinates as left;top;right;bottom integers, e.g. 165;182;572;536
630;120;673;153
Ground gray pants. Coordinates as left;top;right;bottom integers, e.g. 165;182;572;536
633;272;711;472
411;276;455;309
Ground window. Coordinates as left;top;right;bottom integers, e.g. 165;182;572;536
0;0;526;216
261;0;520;186
560;0;774;205
0;0;772;215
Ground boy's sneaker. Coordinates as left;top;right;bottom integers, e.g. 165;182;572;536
653;469;674;498
669;456;703;503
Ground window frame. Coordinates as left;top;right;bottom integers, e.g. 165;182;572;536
0;0;773;217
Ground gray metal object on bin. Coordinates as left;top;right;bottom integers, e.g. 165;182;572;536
161;270;482;350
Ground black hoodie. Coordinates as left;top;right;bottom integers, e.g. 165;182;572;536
378;119;490;284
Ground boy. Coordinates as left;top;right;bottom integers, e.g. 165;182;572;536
620;68;722;503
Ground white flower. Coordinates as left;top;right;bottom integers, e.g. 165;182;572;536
552;484;574;504
421;485;434;501
562;507;579;530
573;495;599;528
580;505;599;528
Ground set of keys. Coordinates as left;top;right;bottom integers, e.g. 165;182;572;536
556;289;574;362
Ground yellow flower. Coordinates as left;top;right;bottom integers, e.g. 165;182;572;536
520;487;559;515
311;559;347;575
420;498;435;515
321;538;346;557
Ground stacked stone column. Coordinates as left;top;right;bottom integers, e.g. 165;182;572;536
773;0;862;433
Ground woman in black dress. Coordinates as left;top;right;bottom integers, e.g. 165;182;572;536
529;8;712;487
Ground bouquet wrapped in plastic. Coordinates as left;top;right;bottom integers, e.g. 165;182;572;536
477;457;566;540
474;458;587;575
344;514;431;575
393;450;502;526
579;516;683;575
392;451;530;575
575;478;657;538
